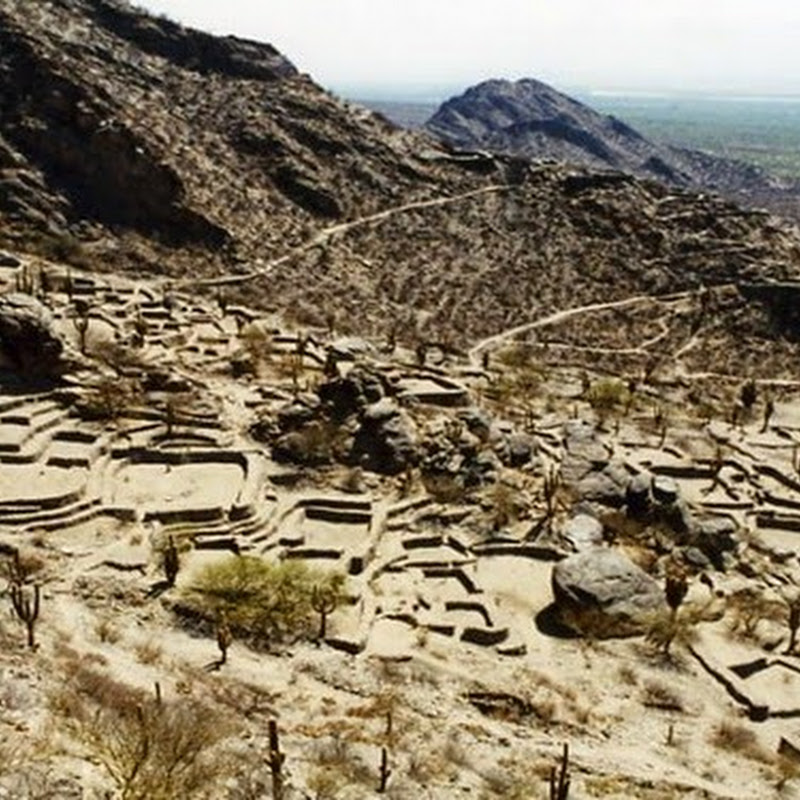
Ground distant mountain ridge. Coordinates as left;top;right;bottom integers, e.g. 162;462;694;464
425;78;800;222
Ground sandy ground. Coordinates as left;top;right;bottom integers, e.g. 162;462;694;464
1;262;800;798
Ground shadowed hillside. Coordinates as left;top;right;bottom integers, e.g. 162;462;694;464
0;0;799;359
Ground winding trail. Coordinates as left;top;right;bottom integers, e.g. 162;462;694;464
177;184;512;289
468;290;695;366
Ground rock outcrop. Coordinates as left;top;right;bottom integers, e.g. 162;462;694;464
0;292;63;376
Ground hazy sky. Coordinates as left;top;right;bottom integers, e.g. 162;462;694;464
137;1;800;98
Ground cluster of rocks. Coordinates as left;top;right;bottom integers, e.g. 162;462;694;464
558;420;738;568
260;367;540;483
262;366;418;474
418;406;537;490
550;420;739;635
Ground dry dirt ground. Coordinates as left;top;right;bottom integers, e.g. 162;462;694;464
2;254;800;799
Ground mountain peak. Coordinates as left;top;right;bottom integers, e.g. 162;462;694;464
426;77;800;219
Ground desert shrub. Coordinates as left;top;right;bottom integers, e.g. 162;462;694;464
76;376;142;421
182;556;345;646
274;420;351;466
238;323;273;368
641;680;684;711
483;480;525;529
54;664;234;800
586;379;629;422
422;472;470;504
30;232;90;267
726;588;785;640
98;342;147;376
497;342;535;369
645;607;700;657
710;720;771;763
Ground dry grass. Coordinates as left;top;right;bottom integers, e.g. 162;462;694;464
710;719;772;764
94;617;121;644
617;664;639;686
641;680;684;712
645;609;700;657
134;639;163;665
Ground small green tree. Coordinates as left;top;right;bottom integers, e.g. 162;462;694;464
183;557;345;647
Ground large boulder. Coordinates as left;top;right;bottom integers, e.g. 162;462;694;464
562;514;604;552
625;470;694;538
318;366;388;421
0;293;63;377
551;547;666;636
352;399;418;475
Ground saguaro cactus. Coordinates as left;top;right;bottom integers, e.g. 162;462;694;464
216;616;233;664
10;583;40;648
312;584;337;641
163;536;180;587
549;742;570;800
72;300;91;354
785;594;800;654
268;719;285;800
378;746;392;793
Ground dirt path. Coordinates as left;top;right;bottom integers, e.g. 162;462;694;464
177;184;511;289
468;290;695;365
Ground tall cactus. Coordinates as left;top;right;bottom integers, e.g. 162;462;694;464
10;583;40;648
163;536;180;587
268;719;285;800
377;746;392;793
311;585;337;641
216;616;233;665
549;742;570;800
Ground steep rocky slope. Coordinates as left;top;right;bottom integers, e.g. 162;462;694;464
426;78;800;223
0;0;800;355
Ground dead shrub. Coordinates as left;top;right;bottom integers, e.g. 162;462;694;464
54;664;235;800
641;680;684;711
76;376;142;421
726;588;785;640
710;720;771;763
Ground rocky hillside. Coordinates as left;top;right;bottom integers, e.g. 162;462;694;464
426;79;800;223
1;1;800;359
6;5;800;799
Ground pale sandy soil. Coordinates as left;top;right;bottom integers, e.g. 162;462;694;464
1;260;800;798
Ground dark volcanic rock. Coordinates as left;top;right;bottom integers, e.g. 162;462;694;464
426;78;800;222
351;399;418;475
318;367;388;421
0;292;63;376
